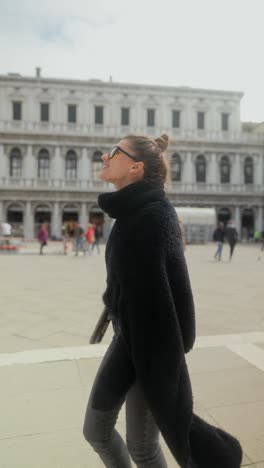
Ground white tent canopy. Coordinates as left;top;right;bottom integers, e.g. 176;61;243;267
175;207;216;226
174;207;216;243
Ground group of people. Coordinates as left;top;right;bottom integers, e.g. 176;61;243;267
36;221;103;256
62;221;103;256
213;221;239;261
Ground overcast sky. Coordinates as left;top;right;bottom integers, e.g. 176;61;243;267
0;0;263;122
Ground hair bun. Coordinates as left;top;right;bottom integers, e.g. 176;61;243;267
155;134;169;152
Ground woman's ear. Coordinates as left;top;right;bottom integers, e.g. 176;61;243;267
131;162;144;172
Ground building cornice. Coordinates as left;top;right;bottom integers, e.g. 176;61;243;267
0;74;244;99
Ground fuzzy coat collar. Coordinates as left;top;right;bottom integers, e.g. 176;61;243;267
98;179;165;219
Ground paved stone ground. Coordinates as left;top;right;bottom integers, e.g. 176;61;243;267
0;241;263;467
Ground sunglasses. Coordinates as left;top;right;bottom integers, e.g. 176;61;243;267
108;145;140;162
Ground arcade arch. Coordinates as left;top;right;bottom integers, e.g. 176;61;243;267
241;208;255;239
6;202;24;236
34;204;52;236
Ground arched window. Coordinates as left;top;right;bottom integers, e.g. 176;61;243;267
244;156;254;184
65;150;77;180
10;148;22;178
92;151;103;181
38;149;50;179
171;154;181;182
220;156;231;183
195;154;206;183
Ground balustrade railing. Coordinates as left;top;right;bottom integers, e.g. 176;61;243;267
0;120;263;144
167;182;263;194
0;177;112;191
0;177;262;194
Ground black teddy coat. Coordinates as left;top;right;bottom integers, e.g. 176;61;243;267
98;179;242;468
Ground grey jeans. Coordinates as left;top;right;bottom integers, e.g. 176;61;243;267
83;334;168;468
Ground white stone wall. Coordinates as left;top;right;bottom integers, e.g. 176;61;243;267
0;75;245;138
0;73;263;239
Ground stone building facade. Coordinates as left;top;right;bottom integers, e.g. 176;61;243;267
0;70;263;239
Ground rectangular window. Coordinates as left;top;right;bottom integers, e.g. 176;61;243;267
147;108;155;127
13;101;22;120
172;110;180;128
40;103;49;122
95;106;104;124
221;113;229;131
197;111;205;130
68;104;77;123
121;107;130;126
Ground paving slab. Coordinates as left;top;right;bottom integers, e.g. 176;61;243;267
191;366;264;408
186;346;252;373
0;243;263;467
257;343;264;351
0;356;254;468
0;335;50;353
0;360;81;396
0;387;86;439
209;401;264;463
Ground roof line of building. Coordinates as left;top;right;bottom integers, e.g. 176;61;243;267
0;73;244;98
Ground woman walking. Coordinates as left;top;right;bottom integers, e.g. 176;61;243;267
37;222;48;255
83;134;242;467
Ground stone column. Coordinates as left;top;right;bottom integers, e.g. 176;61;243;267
80;148;89;189
256;154;264;186
0;200;4;223
80;202;88;230
24;201;34;239
184;152;194;184
0;144;7;179
87;149;92;183
234;206;241;238
53;146;63;185
25;145;35;180
209;153;218;185
256;206;264;232
51;202;61;239
233;154;241;184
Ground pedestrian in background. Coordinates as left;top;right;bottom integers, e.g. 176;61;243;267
37;222;48;255
213;222;225;261
86;223;95;255
74;222;86;256
91;223;103;254
225;222;238;261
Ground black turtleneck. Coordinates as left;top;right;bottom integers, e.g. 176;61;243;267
98;179;165;219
